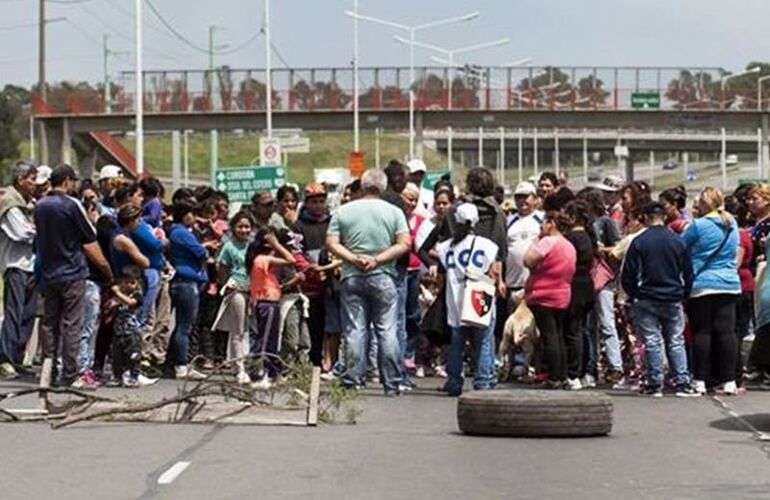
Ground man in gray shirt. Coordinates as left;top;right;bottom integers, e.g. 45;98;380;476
0;161;38;379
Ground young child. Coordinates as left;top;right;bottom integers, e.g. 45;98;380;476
275;230;312;364
108;266;158;388
246;228;297;389
435;203;499;397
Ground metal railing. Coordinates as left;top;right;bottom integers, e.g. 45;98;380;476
39;65;770;115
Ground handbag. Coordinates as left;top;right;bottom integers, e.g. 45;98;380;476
590;255;615;293
459;237;496;329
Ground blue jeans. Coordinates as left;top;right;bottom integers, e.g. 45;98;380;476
404;270;421;360
340;273;401;393
0;268;36;365
630;299;690;388
168;278;200;367
585;285;623;375
446;307;498;396
395;270;407;372
138;268;161;328
77;280;101;374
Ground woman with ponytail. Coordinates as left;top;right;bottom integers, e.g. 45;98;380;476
659;185;688;233
682;187;741;395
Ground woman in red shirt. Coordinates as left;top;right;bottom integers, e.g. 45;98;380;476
524;212;577;388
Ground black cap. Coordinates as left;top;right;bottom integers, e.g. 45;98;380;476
49;164;78;186
643;201;666;216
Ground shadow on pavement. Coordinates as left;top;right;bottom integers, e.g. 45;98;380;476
710;413;770;433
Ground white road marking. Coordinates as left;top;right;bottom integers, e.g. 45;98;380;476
157;461;191;485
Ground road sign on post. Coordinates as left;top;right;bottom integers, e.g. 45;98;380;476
349;151;365;178
631;92;660;109
215;166;286;202
260;137;282;166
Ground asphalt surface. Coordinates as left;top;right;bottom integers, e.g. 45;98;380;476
1;377;769;500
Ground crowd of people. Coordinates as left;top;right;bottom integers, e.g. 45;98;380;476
0;156;769;398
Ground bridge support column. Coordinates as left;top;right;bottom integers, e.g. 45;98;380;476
172;131;181;192
61;118;72;165
44;121;63;167
415;111;424;160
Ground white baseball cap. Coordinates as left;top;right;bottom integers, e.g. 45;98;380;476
407;159;427;174
98;164;123;181
514;181;537;196
454;202;479;227
34;165;52;185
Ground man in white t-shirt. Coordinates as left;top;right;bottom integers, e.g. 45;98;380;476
505;181;543;293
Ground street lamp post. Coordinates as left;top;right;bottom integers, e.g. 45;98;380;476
758;75;770;111
720;66;760;110
135;0;143;176
394;36;509;110
264;0;273;138
345;9;479;159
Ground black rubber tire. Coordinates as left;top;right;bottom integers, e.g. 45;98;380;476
457;389;613;437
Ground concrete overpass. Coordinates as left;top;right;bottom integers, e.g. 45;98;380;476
35;108;770;177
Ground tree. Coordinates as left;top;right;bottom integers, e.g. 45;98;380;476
358;85;408;109
0;87;23;171
290;80;350;110
665;70;719;109
576;76;609;107
237;78;281;111
516;66;572;108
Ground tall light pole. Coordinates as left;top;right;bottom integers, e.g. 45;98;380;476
208;26;229;185
352;0;360;152
103;34;129;114
135;0;144;176
264;0;273;138
345;9;479;159
36;0;65;162
394;36;509;110
758;74;770;111
720;66;760;110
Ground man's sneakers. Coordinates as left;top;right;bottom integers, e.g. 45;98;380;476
691;379;707;395
136;373;159;387
580;374;596;389
639;385;663;398
174;365;206;381
0;362;17;380
564;378;583;391
675;384;702;398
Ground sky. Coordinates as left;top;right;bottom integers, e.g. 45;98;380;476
0;0;769;88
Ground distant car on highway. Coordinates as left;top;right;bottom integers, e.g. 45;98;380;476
663;159;679;170
726;154;739;166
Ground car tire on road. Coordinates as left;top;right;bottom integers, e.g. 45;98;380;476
457;389;613;437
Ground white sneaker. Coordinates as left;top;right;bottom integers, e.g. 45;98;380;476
580;374;596;389
565;378;583;391
236;371;252;385
434;365;448;378
718;380;738;395
175;366;206;381
692;379;707;395
612;377;641;391
250;375;272;390
121;371;139;388
137;373;159;387
319;371;337;382
415;366;425;379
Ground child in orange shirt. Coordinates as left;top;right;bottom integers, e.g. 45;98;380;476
246;228;296;388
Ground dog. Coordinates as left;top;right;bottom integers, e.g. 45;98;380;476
498;290;538;381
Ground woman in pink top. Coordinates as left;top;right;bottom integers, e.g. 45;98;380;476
524;212;577;388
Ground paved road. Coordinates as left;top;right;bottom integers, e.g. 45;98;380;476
1;378;769;500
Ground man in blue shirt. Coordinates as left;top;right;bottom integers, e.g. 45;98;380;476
35;165;113;386
621;202;697;398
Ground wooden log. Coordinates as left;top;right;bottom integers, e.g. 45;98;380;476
39;358;52;410
307;366;321;426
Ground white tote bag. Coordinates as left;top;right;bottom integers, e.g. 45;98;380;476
459;237;496;329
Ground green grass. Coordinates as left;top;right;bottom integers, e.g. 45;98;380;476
117;131;453;185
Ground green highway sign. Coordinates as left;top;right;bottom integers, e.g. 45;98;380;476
215;166;286;202
423;170;451;190
631;92;660;109
738;178;768;186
